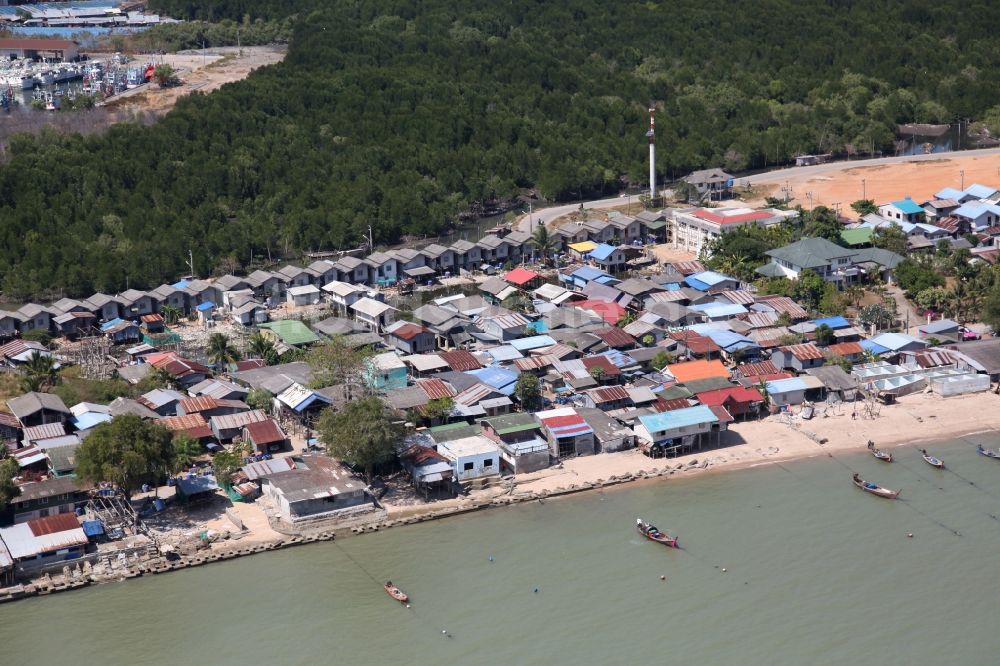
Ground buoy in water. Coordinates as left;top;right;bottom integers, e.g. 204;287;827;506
722;568;727;572
659;575;666;581
907;533;913;538
488;555;494;562
533;587;539;593
442;630;447;635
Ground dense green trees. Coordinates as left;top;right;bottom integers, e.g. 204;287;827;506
316;397;402;482
74;415;176;498
6;0;1000;298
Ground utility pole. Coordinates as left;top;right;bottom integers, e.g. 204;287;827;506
368;225;374;252
647;105;656;203
188;249;195;277
960;170;965;190
862;178;866;201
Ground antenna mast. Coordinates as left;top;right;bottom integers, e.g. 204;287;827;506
646;105;656;202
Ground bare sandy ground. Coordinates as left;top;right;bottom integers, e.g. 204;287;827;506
745;152;1000;210
101;46;287;115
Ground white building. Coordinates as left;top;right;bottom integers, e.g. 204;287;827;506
436;435;501;482
287;284;322;306
671;207;795;256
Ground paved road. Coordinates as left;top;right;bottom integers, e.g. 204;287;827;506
514;146;1000;231
514;195;635;232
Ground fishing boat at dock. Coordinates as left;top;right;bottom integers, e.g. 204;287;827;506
636;518;679;548
977;444;1000;459
921;449;944;469
868;440;892;463
384;581;409;603
852;473;900;499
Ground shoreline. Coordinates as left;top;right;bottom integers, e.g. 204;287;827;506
4;391;1000;604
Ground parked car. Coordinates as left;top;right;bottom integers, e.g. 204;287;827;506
959;326;981;341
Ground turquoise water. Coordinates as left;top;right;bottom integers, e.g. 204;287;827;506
3;436;1000;665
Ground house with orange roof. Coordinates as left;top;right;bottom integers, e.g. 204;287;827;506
663;359;729;384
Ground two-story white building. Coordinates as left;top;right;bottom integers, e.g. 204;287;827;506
671;207;795;256
878;197;925;224
756;237;903;287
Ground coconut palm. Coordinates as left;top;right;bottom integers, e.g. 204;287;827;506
247;332;278;364
206;332;241;368
528;224;555;264
21;351;59;392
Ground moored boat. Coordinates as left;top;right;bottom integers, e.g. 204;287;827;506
636;518;679;548
852;473;900;499
868;440;892;463
384;581;409;603
921;449;944;469
977;444;1000;459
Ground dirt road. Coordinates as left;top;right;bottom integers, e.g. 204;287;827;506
100;45;287;116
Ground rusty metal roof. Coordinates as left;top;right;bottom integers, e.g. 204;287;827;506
416;378;457;400
159;414;208;431
586;385;630;403
779;343;824;361
439;350;482;372
735;360;780;377
594;327;636;349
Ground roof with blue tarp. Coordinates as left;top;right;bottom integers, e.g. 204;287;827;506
81;520;104;537
812;316;850;329
589;243;618;261
525;320;549;333
100;318;125;332
465;367;519;395
509;334;557;351
594;275;619;285
195;301;216;312
638;404;718;433
684;271;734;291
172;279;191;289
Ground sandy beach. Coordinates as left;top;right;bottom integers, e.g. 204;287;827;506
386;391;1000;518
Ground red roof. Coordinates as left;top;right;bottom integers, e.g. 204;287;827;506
243;419;286;446
574;300;626;325
747;372;793;383
159;414;208;432
735;360;780;377
696;386;764;407
151;353;210;377
232;359;266;371
671;260;705;275
504;267;541;286
708;405;735;424
140;313;164;323
416;378;456;400
581;355;620;376
778;343;824;361
693;208;772;225
594;327;636;348
178;396;221;414
28;512;81;536
391;323;431;341
0;411;20;430
667;332;721;354
653;397;692;412
400;444;448;465
439;350;482;372
827;342;863;356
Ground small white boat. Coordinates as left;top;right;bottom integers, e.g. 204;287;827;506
921;449;944;469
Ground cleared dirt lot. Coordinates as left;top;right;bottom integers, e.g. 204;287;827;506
744;149;1000;210
101;45;287;115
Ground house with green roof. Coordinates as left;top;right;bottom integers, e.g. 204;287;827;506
258;320;321;348
839;227;873;247
756;237;902;288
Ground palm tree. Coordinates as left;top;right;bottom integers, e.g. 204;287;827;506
247;332;278;364
160;304;182;326
21;351;59;391
206;332;241;368
528;224;555;264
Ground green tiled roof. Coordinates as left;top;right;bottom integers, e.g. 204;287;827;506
258;320;321;346
840;227;873;246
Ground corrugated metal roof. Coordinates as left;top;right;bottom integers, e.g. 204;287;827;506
159;414;208;432
514;355;554;371
178;395;221;414
0;516;87;560
416;378;456;400
736;360;780;377
242;456;296;480
827;342;864;356
244;419;286;445
720;289;756;305
594;327;636;348
587;385;630;403
23;422;66;443
638;404;718;433
454;383;495;406
440;350;482;371
779;343;824;361
210;409;268;431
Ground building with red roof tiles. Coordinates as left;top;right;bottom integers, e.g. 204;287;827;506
572;300;625;326
503;267;542;287
695;386;764;419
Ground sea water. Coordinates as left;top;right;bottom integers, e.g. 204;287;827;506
3;436;1000;665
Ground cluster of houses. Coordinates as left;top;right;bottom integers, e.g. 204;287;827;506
0;213;670;344
7;177;1000;583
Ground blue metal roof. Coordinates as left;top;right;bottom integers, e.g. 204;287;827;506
81;520;104;537
99;318;125;332
71;412;112;431
812;316;849;329
688;302;748;317
465;367;519;395
953;202;1000;221
859;339;890;355
487;345;523;362
868;332;926;351
890;197;924;215
935;187;964;200
686;271;733;287
172;279;191;289
588;243;618;261
964;183;998;200
765;377;808;393
509;334;557;351
195;301;216;312
638;405;718;433
701;329;758;352
569;266;610;282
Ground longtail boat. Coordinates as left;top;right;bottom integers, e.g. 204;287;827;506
384;581;409;603
852;473;900;499
921;449;944;469
636;518;679;548
977;444;1000;459
868;440;892;463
